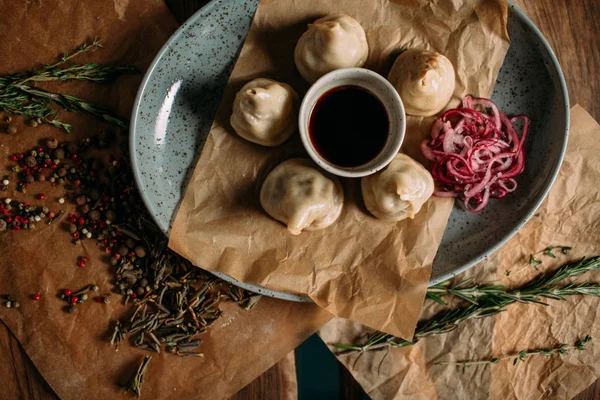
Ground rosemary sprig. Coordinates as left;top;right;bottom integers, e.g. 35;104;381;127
0;39;137;132
15;85;129;128
331;257;600;353
123;356;152;398
436;336;592;373
426;277;504;305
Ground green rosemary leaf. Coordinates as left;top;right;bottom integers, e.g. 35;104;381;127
426;293;446;305
529;255;542;269
543;247;557;258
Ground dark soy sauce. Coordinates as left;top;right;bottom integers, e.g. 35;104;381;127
309;85;389;168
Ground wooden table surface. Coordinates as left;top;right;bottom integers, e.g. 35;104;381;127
1;0;599;399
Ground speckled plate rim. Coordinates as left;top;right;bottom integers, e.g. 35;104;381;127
428;2;570;285
129;0;312;302
130;1;569;302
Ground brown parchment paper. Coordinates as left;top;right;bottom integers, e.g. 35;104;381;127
0;1;331;399
169;0;510;340
319;105;600;399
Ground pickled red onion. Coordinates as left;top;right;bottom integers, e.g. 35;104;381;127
420;95;530;212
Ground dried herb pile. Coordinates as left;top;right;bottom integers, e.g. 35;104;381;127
0;40;258;395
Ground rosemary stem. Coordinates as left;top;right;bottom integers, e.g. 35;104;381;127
435;336;592;370
331;257;600;354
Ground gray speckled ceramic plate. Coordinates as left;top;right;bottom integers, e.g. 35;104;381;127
130;1;569;301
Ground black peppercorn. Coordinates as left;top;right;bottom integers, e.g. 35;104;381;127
53;148;65;160
76;196;87;206
88;210;100;221
89;187;101;201
35;173;46;182
106;210;116;222
125;238;136;249
69;223;78;234
24;156;37;167
118;246;129;257
25;174;35;184
134;246;147;258
67;142;79;154
46;138;59;149
57;168;67;177
139;278;149;288
126;276;137;285
80;204;90;214
136;287;145;296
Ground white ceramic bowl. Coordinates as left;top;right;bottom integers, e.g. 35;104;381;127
298;68;406;178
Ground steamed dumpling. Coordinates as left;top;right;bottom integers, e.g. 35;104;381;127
260;159;344;235
294;14;369;83
230;78;299;146
361;154;433;221
387;49;455;117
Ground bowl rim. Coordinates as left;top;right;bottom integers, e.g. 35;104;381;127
298;67;407;178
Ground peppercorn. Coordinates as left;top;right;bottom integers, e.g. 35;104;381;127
33;294;41;301
57;168;67;177
69;223;78;234
24;174;34;184
5;124;18;136
24;156;37;168
139;278;149;288
80;204;90;214
67;142;79;154
125;238;136;248
75;196;87;206
38;194;46;200
0;220;6;231
67;305;76;313
46;138;59;149
13;301;19;308
88;210;100;221
89;188;101;201
136;287;145;297
134;246;147;258
106;210;116;222
118;245;129;257
35;173;46;182
53;148;65;160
